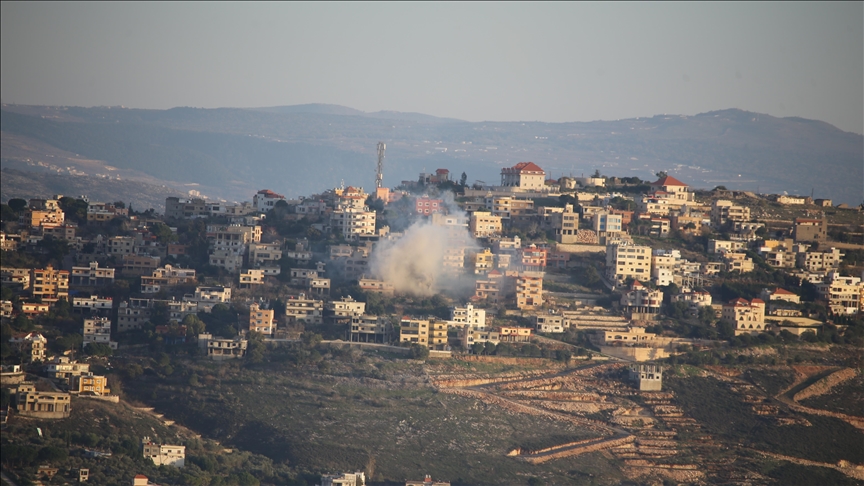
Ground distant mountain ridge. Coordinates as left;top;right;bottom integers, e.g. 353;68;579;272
1;104;861;205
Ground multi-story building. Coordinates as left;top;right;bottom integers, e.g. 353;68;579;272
468;248;495;275
498;326;532;343
15;390;71;419
70;373;111;396
500;162;546;191
72;295;113;314
469;211;502;238
183;286;232;313
9;332;47;362
253;189;286;212
350;315;391;343
30;266;69;303
475;272;503;303
721;252;755;273
450;304;487;328
554;204;580;244
207;224;262;247
721;298;767;335
593;211;623;238
516;273;543;310
671;290;713;315
620;281;664;317
118;298;155;332
141;437;185;467
359;278;395;295
1;267;31;289
44;357;91;381
797;247;843;272
759;287;801;305
630;364;663;391
331;207;376;240
108;236;136;256
605;243;651;285
711;200;751;226
239;269;265;289
122;255;162;277
140;265;197;293
164;197;209;219
458;327;501;350
321;472;366;486
200;335;248;360
400;319;430;347
83;317;117;350
793;217;827;243
327;296;366;319
22;198;65;228
70;262;116;287
649;175;695;207
520;245;547;272
415;196;444;216
249;242;283;268
284;294;324;324
817;272;863;315
249;303;275;336
532;313;565;333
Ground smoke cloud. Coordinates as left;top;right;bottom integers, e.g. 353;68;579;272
369;193;480;297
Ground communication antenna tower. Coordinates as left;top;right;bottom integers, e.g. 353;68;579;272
375;142;386;189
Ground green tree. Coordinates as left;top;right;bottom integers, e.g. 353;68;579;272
410;344;430;360
84;343;113;357
182;314;206;336
460;172;468;186
7;198;27;212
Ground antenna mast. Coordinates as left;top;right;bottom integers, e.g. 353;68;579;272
375;142;386;189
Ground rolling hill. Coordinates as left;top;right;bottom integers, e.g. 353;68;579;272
2;104;861;205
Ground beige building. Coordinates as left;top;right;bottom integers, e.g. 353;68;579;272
122;255;162;276
239;269;265;289
70;373;111;396
321;472;366;486
711;200;751;226
707;239;745;254
620;281;663;316
1;267;31;288
140;265;197;293
331;207;376;240
44;357;91;381
249;242;283;267
500;162;546;191
31;266;69;303
722;298;767;335
722;252;755;273
141;437;185;467
83;317;117;350
327;296;366;319
469;211;502;238
71;261;116;286
516;273;543;310
469;248;495;275
400;319;429;347
10;332;48;362
554;204;580;244
797;247;843;272
817;271;863;315
202;336;248;360
606;243;651;284
359;278;395;295
249;303;275;336
284;294;324;324
350;315;391;343
16;390;71;419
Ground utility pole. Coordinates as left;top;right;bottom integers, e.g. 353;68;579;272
375;142;386;189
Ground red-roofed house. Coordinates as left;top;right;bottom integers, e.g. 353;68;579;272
721;298;767;335
650;175;694;204
501;162;546;191
253;189;286;212
760;288;801;304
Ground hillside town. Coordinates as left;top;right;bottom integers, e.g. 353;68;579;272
1;162;863;485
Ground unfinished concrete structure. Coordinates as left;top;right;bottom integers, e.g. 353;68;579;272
629;364;663;391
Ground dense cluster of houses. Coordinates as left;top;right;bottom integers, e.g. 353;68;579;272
2;164;862;367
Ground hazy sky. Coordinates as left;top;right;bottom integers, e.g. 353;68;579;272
2;2;862;134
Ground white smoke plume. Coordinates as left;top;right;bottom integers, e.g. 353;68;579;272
369;192;480;297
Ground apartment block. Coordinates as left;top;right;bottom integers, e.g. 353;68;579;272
284;294;324;324
350;315;391;343
249;303;275;336
605;243;651;284
83;317;117;350
400;319;429;347
722;298;767;335
31;266;69;303
141;437;185;467
70;262;116;286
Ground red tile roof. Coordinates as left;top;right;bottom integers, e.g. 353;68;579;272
773;288;796;295
510;162;544;173
652;175;688;187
